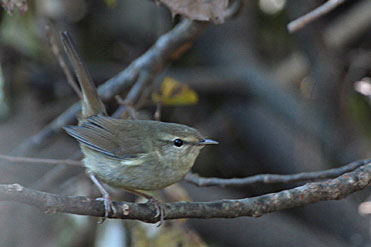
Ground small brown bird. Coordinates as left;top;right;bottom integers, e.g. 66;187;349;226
61;32;217;223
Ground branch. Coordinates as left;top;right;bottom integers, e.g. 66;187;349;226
10;19;209;156
112;71;154;118
185;158;371;187
0;154;82;166
0;163;370;223
287;0;346;33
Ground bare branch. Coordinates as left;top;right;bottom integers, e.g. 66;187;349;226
10;19;208;156
185;159;371;187
0;154;82;166
288;0;346;33
112;71;154;119
0;162;370;224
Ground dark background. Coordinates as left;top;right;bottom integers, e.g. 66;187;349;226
0;0;370;246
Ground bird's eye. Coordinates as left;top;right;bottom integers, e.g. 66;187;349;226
173;139;184;147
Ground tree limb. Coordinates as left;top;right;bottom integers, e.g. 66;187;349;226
185;158;371;187
1;162;370;224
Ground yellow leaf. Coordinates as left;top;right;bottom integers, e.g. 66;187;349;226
103;0;117;7
152;77;198;106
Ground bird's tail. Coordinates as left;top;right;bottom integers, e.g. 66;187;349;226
60;31;107;118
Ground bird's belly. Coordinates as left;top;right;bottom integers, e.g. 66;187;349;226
82;150;190;191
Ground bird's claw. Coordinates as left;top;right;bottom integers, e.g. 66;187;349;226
96;194;117;223
146;197;165;227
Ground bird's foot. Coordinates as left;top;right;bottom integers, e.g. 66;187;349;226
146;197;165;227
96;194;117;224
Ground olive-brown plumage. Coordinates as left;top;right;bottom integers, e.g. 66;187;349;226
64;115;210;191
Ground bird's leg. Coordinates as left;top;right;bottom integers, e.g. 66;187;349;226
146;197;165;227
124;188;165;226
88;172;117;223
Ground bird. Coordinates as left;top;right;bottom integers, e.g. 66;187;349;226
60;31;217;224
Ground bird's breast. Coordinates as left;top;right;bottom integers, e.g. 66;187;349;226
82;147;193;191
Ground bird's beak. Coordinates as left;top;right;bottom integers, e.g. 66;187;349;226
198;139;218;146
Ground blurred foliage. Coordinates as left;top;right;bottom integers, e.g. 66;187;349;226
1;11;43;57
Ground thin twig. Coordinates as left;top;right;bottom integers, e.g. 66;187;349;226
134;84;153;112
113;71;153;119
0;162;370;224
0;154;82;166
287;0;346;33
10;20;208;157
45;23;82;99
31;152;83;190
185;158;371;187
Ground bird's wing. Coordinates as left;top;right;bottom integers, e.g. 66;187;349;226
64;115;147;160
